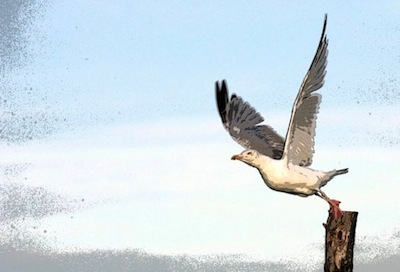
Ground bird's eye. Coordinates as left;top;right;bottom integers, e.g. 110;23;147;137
246;151;252;155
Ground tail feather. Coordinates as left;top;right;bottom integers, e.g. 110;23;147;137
334;168;349;176
320;168;349;187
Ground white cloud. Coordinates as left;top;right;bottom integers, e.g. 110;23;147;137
1;111;398;263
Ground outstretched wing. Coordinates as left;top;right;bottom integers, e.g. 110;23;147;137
282;14;328;166
215;80;284;159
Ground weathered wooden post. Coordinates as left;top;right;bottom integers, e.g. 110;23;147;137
323;211;358;272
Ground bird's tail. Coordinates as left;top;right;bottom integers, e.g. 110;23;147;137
333;168;349;176
320;168;349;187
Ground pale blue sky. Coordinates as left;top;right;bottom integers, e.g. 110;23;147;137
1;0;400;270
16;1;400;121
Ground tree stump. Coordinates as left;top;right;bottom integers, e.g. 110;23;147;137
324;211;358;272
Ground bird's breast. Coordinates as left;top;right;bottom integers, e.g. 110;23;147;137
257;161;319;195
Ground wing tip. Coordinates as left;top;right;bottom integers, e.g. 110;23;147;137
215;79;229;125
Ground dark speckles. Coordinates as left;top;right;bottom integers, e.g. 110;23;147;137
0;111;58;143
338;230;343;241
0;0;51;72
0;181;86;222
0;176;89;255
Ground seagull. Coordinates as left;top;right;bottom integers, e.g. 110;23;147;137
215;15;347;220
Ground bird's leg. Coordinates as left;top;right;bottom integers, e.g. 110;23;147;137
316;190;343;220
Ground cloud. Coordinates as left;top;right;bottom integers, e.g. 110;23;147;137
0;248;316;272
1;117;397;253
0;237;399;272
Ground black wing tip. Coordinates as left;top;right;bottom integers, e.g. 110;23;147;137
321;14;328;40
306;14;328;74
215;79;229;125
215;79;227;91
221;79;227;89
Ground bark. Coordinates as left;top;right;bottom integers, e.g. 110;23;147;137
324;211;358;272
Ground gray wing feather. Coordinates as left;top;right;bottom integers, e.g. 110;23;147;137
282;14;328;166
215;80;284;159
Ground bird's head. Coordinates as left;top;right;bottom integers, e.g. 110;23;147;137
231;149;261;167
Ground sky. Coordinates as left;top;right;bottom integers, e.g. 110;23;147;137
1;0;400;271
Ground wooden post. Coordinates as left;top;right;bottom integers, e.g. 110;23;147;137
323;211;358;272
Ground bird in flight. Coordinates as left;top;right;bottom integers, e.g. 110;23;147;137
215;15;347;220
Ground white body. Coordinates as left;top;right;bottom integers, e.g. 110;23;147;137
232;149;346;198
254;155;327;196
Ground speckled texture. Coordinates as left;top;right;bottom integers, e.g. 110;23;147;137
0;181;85;222
0;0;50;72
0;1;399;271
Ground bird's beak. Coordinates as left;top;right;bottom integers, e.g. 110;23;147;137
231;154;242;160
